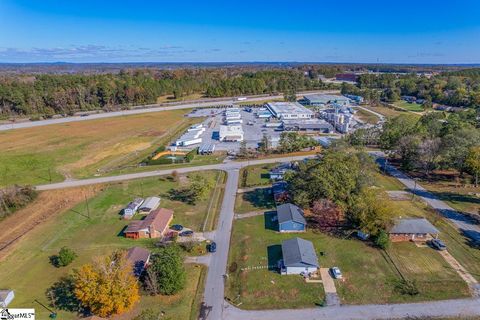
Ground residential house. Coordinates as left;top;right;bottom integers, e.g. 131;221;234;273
388;218;439;242
277;203;306;232
0;290;14;307
123;198;144;219
138;196;161;213
126;247;151;277
269;163;292;180
124;208;173;239
280;237;319;275
272;181;289;203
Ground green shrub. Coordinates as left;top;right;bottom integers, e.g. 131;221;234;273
51;247;77;267
374;230;390;249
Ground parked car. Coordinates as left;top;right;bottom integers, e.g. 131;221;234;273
430;239;447;251
171;224;183;231
330;267;342;279
208;241;217;253
179;230;194;237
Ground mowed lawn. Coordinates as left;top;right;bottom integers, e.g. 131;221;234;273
394;100;425;112
375;171;480;282
239;163;276;188
227;209;470;308
0;171;223;319
235;188;276;214
355;108;380;124
0;109;198;186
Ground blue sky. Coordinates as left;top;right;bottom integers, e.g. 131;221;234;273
1;0;479;63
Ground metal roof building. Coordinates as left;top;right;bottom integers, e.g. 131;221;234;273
138;196;161;212
303;94;350;106
281;237;319;275
266;102;314;120
219;125;244;142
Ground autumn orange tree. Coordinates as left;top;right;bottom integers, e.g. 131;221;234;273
73;251;139;317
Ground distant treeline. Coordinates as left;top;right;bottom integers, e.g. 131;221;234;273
0;68;333;117
341;68;480;108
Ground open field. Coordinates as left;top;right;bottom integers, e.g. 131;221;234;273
416;178;480;215
0;171;224;319
356;108;381;124
226;212;469;309
394;101;425;112
0;109;199;186
239;163;276;188
235;188;276;214
363;105;416;118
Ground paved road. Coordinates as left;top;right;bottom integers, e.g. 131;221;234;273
223;297;480;320
376;156;480;243
201;168;239;320
36;155;314;190
0;90;338;131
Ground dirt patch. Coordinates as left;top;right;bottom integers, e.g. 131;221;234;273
0;185;102;261
64;141;152;171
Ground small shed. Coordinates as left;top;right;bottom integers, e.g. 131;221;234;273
280;238;319;275
389;218;440;242
123;198;144;219
138;196;161;213
277;203;306;232
0;290;14;307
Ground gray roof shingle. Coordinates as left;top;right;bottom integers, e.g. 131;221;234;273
277;203;306;225
389;218;439;235
281;237;319;268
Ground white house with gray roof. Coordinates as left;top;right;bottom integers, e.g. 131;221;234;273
280;237;319;275
277;203;306;232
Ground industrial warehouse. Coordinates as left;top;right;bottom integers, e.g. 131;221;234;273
164;93;369;155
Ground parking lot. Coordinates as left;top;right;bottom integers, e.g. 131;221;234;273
187;106;283;152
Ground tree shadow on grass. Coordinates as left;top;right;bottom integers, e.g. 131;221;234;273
47;276;84;314
242;189;275;210
267;244;282;271
264;211;279;231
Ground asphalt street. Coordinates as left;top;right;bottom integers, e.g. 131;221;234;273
0;90;339;131
35;155;315;190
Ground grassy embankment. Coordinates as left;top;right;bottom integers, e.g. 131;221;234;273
0;170;225;319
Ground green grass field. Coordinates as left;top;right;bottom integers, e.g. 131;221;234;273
234;188;276;214
394;101;425;112
375;171;480;282
355;108;381;124
226;212;469;309
239;163;277;188
0;109;200;187
0;171;224;319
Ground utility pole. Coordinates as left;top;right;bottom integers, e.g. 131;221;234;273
411;179;417;202
48;168;52;183
85;193;91;219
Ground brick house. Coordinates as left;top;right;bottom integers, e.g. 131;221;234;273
388;218;439;242
124;208;173;239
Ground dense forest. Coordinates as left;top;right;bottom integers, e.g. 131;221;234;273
0;68;332;117
341;68;480;109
